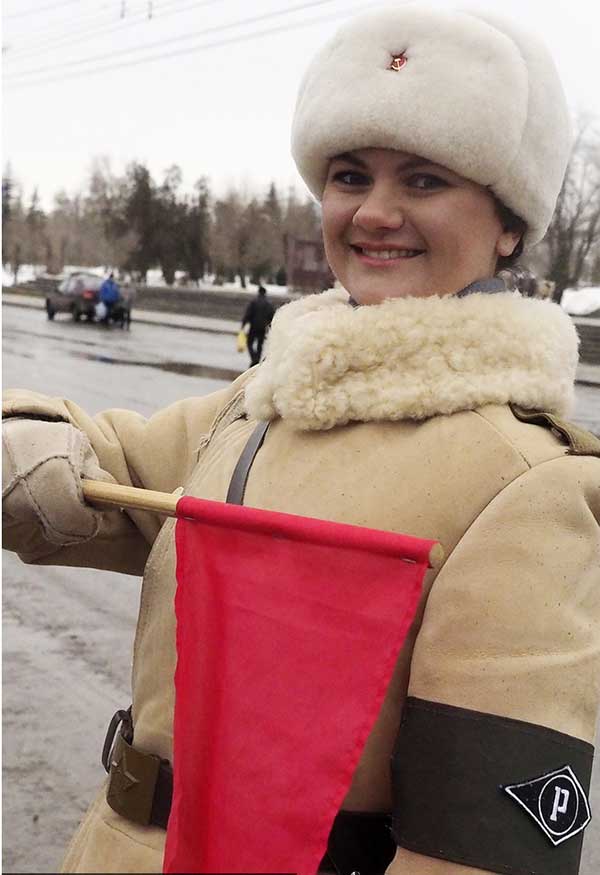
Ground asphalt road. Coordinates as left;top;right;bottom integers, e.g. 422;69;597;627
3;303;600;873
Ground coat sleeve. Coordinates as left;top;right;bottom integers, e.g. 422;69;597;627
390;455;600;875
242;301;254;326
2;378;245;574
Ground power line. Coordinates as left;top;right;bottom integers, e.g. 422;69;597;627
6;3;135;44
4;3;364;89
5;9;132;58
5;0;344;80
4;0;85;22
4;0;191;61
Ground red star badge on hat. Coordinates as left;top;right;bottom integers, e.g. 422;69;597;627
389;53;407;71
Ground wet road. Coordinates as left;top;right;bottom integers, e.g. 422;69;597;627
2;303;600;873
2;303;244;416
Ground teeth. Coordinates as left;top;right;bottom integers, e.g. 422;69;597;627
361;248;421;259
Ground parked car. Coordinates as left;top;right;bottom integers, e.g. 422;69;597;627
45;273;103;321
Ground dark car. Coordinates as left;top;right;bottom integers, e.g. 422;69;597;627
45;273;103;321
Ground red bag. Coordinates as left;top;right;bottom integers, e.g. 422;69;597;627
164;496;438;874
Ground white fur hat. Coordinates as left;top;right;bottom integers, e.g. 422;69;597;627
291;4;572;247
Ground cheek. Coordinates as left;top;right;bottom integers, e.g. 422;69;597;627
322;195;351;254
425;197;501;261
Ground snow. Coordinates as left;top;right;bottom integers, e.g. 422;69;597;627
561;287;600;316
2;264;289;297
2;264;41;287
2;264;106;287
145;268;290;296
4;265;598;312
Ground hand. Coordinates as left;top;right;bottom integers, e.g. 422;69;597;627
2;418;114;546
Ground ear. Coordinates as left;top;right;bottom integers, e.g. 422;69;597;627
496;228;522;258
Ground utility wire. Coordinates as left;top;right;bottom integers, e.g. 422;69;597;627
6;3;139;44
6;0;343;79
4;3;364;89
6;9;133;58
4;0;86;22
4;0;194;61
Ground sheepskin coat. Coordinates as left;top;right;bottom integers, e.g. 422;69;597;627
3;289;600;875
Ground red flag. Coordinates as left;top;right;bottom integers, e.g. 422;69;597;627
163;496;438;875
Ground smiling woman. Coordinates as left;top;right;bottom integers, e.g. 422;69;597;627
321;148;522;305
2;5;600;875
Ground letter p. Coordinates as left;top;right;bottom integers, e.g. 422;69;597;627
550;786;570;822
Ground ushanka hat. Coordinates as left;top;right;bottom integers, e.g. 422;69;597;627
291;4;572;247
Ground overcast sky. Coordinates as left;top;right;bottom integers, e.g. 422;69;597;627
3;0;599;209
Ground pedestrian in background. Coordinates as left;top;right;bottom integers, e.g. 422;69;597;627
241;284;275;365
98;272;121;325
3;6;600;875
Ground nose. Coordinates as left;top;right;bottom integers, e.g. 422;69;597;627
352;183;405;233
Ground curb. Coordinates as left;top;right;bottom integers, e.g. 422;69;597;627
2;294;239;336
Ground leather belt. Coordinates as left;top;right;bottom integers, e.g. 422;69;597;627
102;711;395;873
103;709;172;828
225;419;270;505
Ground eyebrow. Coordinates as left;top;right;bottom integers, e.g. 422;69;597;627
331;152;440;173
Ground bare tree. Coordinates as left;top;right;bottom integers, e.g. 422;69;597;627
283;187;322;242
85;157;137;271
541;117;600;302
212;190;249;285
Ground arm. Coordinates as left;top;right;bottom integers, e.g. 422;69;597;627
390;456;600;875
242;301;254;328
2;377;247;573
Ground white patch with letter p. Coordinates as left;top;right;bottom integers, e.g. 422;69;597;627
504;765;591;846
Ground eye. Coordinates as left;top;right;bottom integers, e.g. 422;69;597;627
331;169;370;187
407;173;449;191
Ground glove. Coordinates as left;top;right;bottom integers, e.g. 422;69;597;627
2;417;114;546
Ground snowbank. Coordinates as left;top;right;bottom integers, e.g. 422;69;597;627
561;287;600;316
2;264;42;287
2;264;290;296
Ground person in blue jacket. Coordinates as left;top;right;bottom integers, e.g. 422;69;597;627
99;273;121;325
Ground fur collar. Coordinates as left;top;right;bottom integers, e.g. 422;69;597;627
244;289;579;431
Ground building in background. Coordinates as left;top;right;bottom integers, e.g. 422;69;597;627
285;235;334;294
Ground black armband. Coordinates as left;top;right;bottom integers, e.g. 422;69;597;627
391;697;593;875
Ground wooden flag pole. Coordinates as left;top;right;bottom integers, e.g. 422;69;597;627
82;480;444;568
82;479;178;516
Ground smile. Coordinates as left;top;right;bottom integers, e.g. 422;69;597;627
350;245;425;265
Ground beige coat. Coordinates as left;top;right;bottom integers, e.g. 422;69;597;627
4;290;600;875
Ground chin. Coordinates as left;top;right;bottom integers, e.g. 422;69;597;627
349;277;424;305
344;263;436;304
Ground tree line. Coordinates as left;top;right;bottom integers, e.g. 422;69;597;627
2;116;599;300
1;157;322;288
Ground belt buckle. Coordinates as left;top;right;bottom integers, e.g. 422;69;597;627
106;733;161;826
102;708;132;773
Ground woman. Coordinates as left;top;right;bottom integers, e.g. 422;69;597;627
3;5;600;875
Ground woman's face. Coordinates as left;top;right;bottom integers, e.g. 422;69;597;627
321;148;521;305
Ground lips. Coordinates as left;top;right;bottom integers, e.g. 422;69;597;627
350;244;426;263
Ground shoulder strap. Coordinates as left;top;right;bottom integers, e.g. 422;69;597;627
510;404;600;458
226;421;270;505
